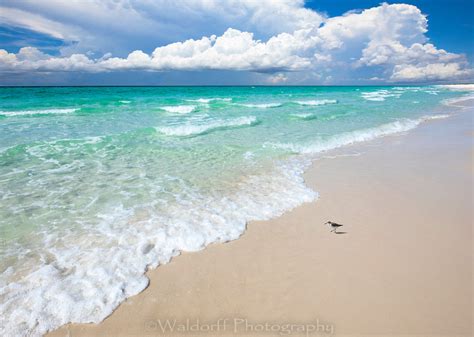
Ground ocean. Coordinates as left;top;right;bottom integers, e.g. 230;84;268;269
0;85;471;336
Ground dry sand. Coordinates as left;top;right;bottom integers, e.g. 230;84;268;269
49;103;473;337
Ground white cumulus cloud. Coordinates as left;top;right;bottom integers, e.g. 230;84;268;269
0;0;323;55
0;1;472;83
391;62;472;81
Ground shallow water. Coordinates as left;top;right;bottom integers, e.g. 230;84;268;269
0;85;470;336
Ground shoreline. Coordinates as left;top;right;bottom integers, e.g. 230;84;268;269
48;100;473;337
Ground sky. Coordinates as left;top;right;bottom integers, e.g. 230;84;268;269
0;0;473;85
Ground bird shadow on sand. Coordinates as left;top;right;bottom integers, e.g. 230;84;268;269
334;231;347;235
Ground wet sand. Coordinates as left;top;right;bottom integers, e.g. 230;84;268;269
49;102;473;337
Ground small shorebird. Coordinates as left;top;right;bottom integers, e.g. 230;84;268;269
325;221;344;233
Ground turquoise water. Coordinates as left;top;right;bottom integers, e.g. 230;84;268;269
0;86;469;336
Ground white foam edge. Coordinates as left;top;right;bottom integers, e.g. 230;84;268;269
155;116;258;136
0;108;79;117
266;114;450;155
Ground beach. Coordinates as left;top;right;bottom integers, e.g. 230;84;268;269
46;99;473;337
2;1;474;336
1;86;472;337
1;1;473;336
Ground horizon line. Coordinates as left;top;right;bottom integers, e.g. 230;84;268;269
0;83;471;88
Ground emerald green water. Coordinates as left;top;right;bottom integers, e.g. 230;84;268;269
0;86;469;336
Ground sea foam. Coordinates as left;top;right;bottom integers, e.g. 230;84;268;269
441;94;474;107
268;114;449;154
186;98;232;103
361;90;401;101
0;108;78;117
294;99;337;106
160;105;197;114
156;116;258;136
0;155;316;337
291;112;317;120
239;103;282;108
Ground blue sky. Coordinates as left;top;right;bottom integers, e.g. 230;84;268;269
0;1;472;85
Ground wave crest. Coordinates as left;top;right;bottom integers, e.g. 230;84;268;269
239;103;282;108
268;114;449;154
294;99;337;106
291;113;317;120
0;108;78;117
186;98;232;103
160;105;197;114
156;116;259;136
361;90;401;101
